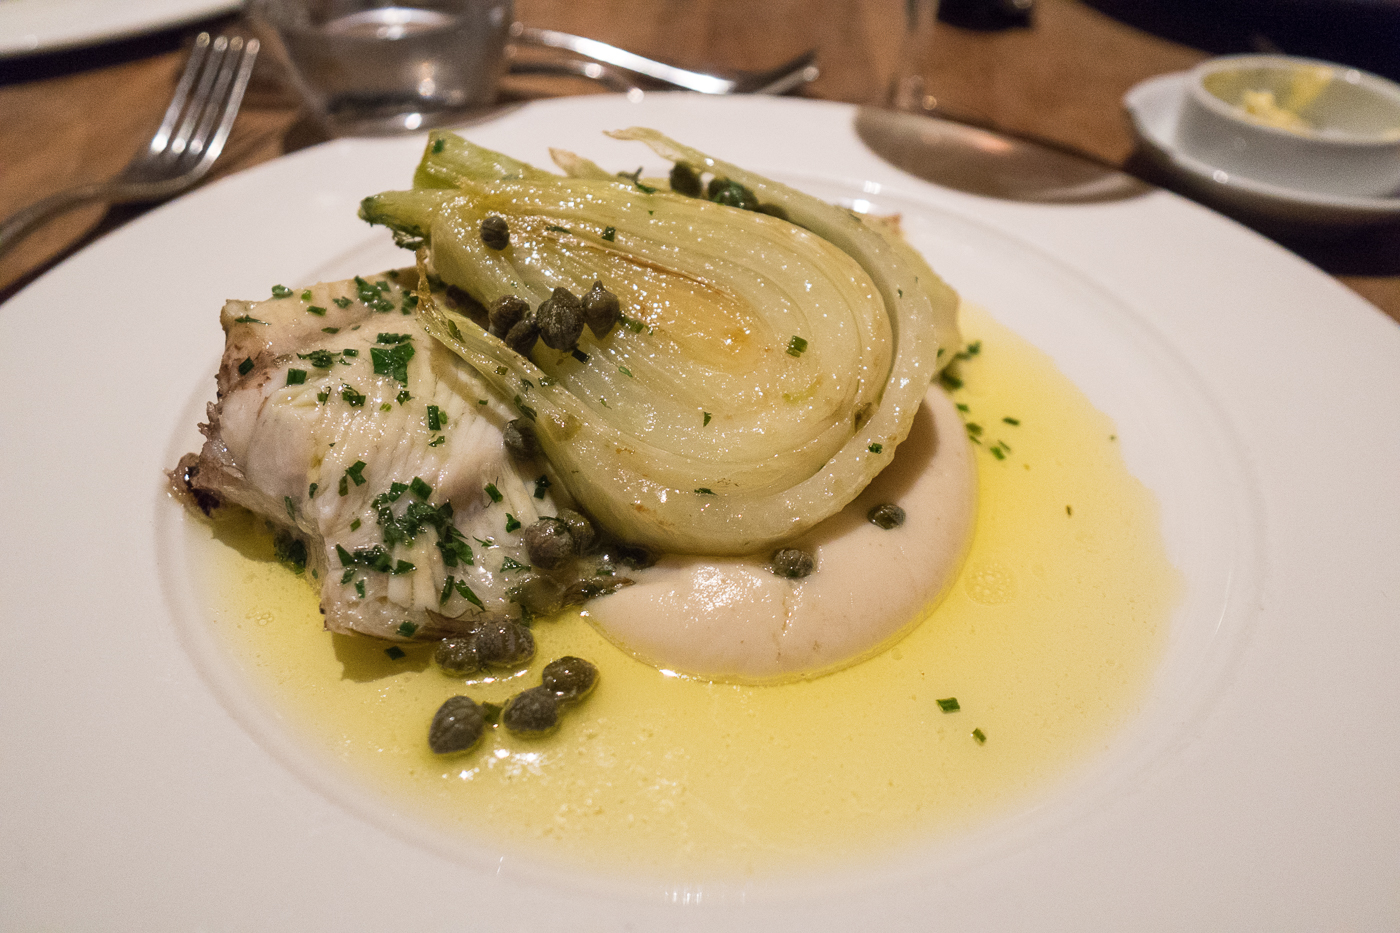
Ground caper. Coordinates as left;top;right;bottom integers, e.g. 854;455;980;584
505;312;539;356
770;547;815;579
475;620;535;668
542;656;598;703
868;503;906;529
488;294;529;337
502;686;560;736
480;214;510;250
434;636;482;675
428;695;485;754
580;280;620;338
555;508;596;554
502;418;539;460
508;573;564;616
537;287;584;351
707;177;758;211
524;517;574;570
669;162;703;197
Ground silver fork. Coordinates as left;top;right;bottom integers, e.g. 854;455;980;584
0;32;259;259
510;23;819;95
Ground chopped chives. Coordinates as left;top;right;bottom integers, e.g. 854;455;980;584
426;404;442;431
484;483;502;503
695;487;715;495
237;357;253;376
972;728;986;744
936;697;960;713
786;335;808;357
271;285;293;298
410;477;432;500
286;368;307;385
702;411;711;426
396;621;418;637
868;443;883;454
384;645;405;659
602;225;616;241
1002;416;1020;426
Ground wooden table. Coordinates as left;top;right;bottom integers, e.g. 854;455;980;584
2;0;1398;324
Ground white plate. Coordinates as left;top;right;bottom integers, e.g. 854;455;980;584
2;94;1398;931
0;0;239;58
1126;71;1400;230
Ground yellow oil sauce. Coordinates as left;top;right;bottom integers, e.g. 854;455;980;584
188;303;1177;878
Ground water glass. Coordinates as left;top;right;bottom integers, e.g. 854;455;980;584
249;0;513;135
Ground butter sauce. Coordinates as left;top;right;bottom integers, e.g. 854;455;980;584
188;304;1176;877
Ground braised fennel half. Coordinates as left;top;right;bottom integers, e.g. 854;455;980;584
360;129;959;555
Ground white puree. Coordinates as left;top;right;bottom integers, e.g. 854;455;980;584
584;386;976;682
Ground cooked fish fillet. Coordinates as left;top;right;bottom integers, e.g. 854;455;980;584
174;272;628;640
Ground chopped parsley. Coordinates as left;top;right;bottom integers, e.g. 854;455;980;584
384;645;404;660
505;513;521;532
396;621;419;638
286;368;307;386
500;556;530;572
333;297;353;309
533;475;550;499
307;305;327;316
703;411;711;426
695;487;715;495
298;349;336;369
868;443;883;454
233;315;268;325
237;357;254;376
602;225;616;242
428;435;446;447
545;225;572;234
409;477;432;500
341;385;366;407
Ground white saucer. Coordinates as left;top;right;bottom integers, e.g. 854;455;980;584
1124;71;1400;231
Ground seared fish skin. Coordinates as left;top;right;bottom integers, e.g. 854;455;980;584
176;272;626;640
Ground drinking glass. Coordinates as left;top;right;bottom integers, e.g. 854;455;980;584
248;0;513;135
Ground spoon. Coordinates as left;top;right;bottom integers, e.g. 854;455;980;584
510;23;820;95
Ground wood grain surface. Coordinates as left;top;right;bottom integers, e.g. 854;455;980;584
1;0;1397;322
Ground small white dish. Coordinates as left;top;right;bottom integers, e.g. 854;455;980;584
1179;55;1400;197
1125;71;1400;231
